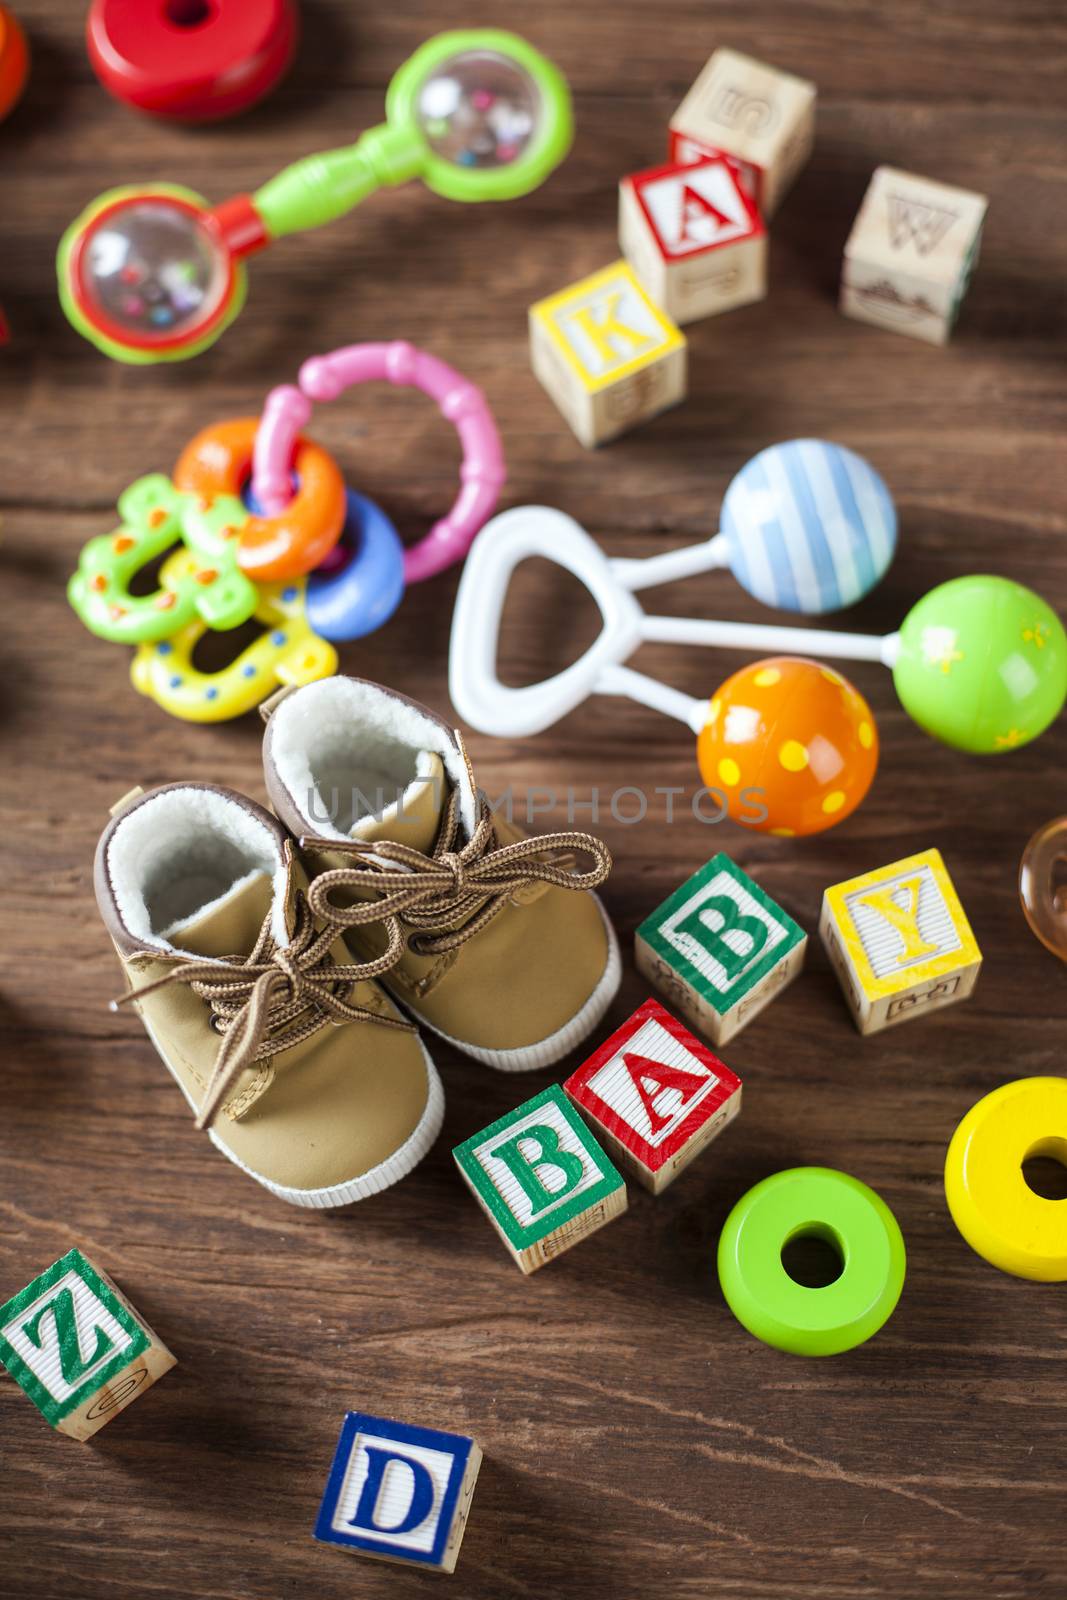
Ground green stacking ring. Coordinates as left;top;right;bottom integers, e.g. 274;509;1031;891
717;1167;906;1356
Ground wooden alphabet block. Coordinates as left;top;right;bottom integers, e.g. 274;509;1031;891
564;998;742;1193
669;47;816;217
528;261;687;448
840;166;988;345
820;848;982;1034
0;1248;175;1440
619;156;767;325
453;1084;627;1274
314;1412;482;1573
635;851;806;1046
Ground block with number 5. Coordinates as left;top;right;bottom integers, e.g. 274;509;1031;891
565;999;742;1193
635;852;806;1045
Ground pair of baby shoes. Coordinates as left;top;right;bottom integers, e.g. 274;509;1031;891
96;677;620;1209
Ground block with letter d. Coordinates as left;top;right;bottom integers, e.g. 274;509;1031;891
453;1084;627;1274
565;999;742;1193
635;852;806;1045
0;1248;175;1440
820;848;981;1034
528;261;687;448
314;1412;482;1573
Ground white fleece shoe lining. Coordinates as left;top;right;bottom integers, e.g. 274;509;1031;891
269;677;477;842
107;788;289;953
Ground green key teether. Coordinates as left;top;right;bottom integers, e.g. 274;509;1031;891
717;1167;906;1356
68;473;259;645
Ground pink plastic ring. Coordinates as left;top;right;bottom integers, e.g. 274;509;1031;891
251;340;506;585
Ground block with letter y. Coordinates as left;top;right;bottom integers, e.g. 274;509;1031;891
565;999;742;1193
314;1412;482;1573
453;1084;627;1274
820;848;981;1034
0;1248;175;1440
635;852;806;1045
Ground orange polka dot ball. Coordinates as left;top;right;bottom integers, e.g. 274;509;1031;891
696;656;879;837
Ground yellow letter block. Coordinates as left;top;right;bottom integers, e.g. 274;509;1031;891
819;848;981;1035
529;261;687;449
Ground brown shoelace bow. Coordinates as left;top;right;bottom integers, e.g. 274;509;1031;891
302;790;613;957
113;892;413;1130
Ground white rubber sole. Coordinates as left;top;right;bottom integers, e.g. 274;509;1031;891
141;1014;445;1209
393;898;622;1072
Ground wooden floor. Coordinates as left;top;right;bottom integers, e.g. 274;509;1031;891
2;3;1066;1597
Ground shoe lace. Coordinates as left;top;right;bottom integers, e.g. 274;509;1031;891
112;892;414;1130
301;791;613;958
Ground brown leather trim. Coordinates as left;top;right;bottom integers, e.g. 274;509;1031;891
94;782;294;957
262;674;462;835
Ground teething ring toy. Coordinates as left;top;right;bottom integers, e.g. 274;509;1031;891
132;548;336;722
251;339;505;585
87;0;297;123
1019;818;1067;961
68;473;260;644
945;1078;1067;1281
304;491;406;642
717;1167;907;1356
174;415;346;582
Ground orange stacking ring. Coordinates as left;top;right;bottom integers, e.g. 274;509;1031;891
173;417;346;583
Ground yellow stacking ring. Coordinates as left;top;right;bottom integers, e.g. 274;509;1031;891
944;1077;1067;1281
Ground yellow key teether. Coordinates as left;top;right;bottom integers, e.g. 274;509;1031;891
131;550;337;722
944;1077;1067;1281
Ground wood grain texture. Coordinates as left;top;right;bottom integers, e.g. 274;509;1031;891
1;3;1066;1596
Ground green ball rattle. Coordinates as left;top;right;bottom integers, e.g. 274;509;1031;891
57;29;573;364
625;573;1066;755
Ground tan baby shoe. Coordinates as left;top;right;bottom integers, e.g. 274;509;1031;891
262;676;620;1071
96;783;443;1207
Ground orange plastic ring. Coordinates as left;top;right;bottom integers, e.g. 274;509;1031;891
173;417;346;582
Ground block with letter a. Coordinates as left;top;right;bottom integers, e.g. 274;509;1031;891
840;166;988;345
314;1412;482;1573
668;47;816;217
635;852;807;1045
0;1247;175;1440
453;1084;627;1274
565;999;742;1193
819;847;982;1034
619;156;766;324
528;261;687;448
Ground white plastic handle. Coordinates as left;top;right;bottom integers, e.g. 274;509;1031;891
449;506;646;738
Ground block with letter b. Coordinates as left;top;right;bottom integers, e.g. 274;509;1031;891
0;1248;175;1440
314;1412;482;1573
528;261;687;448
453;1084;627;1274
840;166;988;345
820;848;981;1035
635;852;806;1046
669;47;816;217
619;156;767;325
565;999;742;1193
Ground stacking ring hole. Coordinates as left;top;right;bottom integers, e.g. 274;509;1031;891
165;0;213;27
1022;1136;1067;1201
781;1223;845;1289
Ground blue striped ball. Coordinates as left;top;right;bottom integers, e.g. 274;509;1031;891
720;440;897;614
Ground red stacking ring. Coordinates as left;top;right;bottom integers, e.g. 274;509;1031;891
87;0;298;123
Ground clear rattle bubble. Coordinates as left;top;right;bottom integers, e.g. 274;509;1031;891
415;48;540;169
79;199;229;342
1019;817;1067;962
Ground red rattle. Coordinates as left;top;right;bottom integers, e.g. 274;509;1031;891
87;0;297;122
